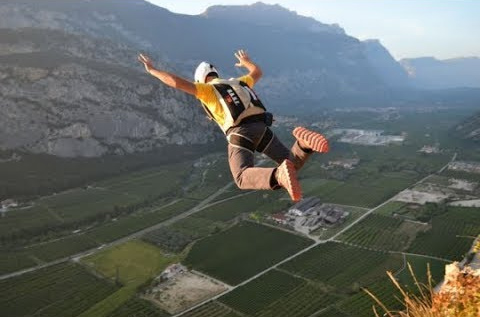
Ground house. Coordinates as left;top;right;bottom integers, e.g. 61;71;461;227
271;213;288;225
1;199;18;210
159;263;186;281
288;197;321;216
328;158;360;169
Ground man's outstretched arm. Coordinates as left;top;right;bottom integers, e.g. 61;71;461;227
138;53;196;96
235;49;263;84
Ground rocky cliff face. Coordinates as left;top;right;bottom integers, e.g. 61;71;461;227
455;112;480;142
0;28;216;157
0;0;419;157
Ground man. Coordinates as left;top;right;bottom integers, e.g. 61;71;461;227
138;50;329;202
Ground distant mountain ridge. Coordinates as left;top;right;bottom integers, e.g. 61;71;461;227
400;57;480;89
202;2;345;34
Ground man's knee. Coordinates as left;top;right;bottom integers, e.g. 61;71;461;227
233;171;247;189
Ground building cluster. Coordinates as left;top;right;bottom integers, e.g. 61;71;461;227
418;145;441;154
159;264;187;282
271;197;349;234
324;158;360;170
330;128;405;146
0;199;18;214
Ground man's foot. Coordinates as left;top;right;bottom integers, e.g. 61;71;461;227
293;127;329;153
275;160;302;202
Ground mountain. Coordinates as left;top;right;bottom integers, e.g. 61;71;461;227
1;0;476;157
0;0;392;105
202;2;345;34
362;39;410;87
0;27;216;157
455;111;480;142
400;57;480;89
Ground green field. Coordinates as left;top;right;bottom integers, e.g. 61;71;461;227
195;192;261;222
0;199;197;275
280;242;403;290
82;240;177;286
184;221;313;285
337;254;447;317
252;282;339;317
181;301;242;317
337;213;427;251
408;206;480;260
0;161;192;245
80;240;179;317
374;201;408;216
216;268;346;317
106;297;170;317
0;263;118;317
219;270;304;315
217;269;341;317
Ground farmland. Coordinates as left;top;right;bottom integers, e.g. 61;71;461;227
1;108;478;317
79;240;179;317
408;206;480;260
0;198;197;275
219;269;339;317
219;270;304;315
0;263;118;317
181;301;242;317
1;162;191;245
337;255;447;317
184;222;314;285
279;242;403;290
106;297;170;317
337;213;427;251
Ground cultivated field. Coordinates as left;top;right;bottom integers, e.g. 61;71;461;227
279;242;403;290
184;222;314;285
0;263;118;317
337;213;428;251
408;206;480;260
80;240;179;317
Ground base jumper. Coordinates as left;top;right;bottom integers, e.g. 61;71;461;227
138;50;329;202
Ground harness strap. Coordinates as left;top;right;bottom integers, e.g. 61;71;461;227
227;133;255;153
256;128;274;153
227;127;274;153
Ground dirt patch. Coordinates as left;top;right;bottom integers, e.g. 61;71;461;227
448;199;480;207
146;271;228;314
394;189;450;205
395;220;431;250
448;178;478;191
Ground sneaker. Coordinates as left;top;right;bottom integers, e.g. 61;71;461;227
275;159;302;202
293;127;329;153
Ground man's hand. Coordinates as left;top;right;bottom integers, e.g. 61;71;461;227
138;53;155;73
234;49;252;68
234;49;262;83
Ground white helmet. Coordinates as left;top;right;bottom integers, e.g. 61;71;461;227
194;61;218;83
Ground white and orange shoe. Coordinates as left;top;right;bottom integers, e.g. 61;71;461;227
293;127;329;153
275;159;302;202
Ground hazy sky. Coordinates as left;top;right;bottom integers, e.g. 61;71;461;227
147;0;480;60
